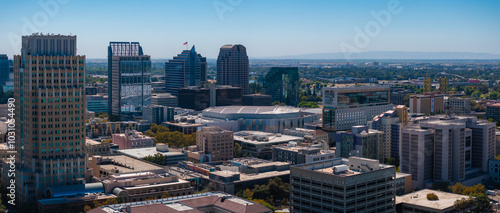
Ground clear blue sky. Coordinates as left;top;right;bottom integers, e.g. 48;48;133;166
1;0;499;58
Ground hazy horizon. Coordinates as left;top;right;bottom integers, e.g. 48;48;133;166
1;0;499;59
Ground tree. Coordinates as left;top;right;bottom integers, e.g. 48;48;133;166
84;205;92;212
236;188;253;199
234;142;242;157
272;101;286;106
471;90;482;99
161;191;171;198
144;153;166;165
426;193;439;200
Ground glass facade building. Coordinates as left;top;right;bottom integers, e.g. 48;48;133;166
263;67;299;106
165;46;207;96
108;42;151;118
0;54;9;85
323;85;393;131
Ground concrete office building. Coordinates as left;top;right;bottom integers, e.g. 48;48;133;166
368;105;408;160
151;93;177;107
88;192;272;213
217;44;250;94
234;131;303;160
196;126;234;163
400;116;495;189
409;93;444;115
290;157;396;213
165;46;207;96
11;33;87;204
263;67;299;106
108;42;152;118
323;85;393;131
142;105;174;124
336;126;385;162
272;144;335;165
448;97;471;115
242;94;272;106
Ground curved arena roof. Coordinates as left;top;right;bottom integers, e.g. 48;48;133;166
202;106;302;120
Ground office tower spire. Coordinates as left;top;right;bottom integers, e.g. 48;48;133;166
165;46;207;96
13;33;87;204
216;44;249;94
108;42;152;118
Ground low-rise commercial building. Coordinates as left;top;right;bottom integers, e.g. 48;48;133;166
87;192;272;213
234;131;303;160
89;155;166;178
117;144;188;165
396;189;476;213
272;144;335;165
85;139;111;156
102;172;193;202
151;93;178;107
196;126;234;163
448;97;471;115
112;130;154;149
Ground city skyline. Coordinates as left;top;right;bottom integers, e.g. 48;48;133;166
0;0;499;59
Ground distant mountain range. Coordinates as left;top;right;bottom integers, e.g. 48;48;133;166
265;51;500;60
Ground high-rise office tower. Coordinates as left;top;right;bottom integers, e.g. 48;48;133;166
108;42;152;118
216;44;250;94
165;46;207;96
0;54;9;86
13;33;87;203
290;157;395;212
400;116;495;189
263;67;299;106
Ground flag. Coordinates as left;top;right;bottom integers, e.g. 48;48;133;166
183;42;188;45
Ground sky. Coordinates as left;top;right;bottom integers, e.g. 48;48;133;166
0;0;499;59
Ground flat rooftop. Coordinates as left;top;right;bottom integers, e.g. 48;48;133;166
396;189;471;211
86;138;101;145
117;147;186;159
97;155;164;174
88;192;271;213
204;106;300;114
234;131;303;145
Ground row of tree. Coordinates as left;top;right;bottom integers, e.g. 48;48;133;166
236;177;290;210
145;123;196;148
